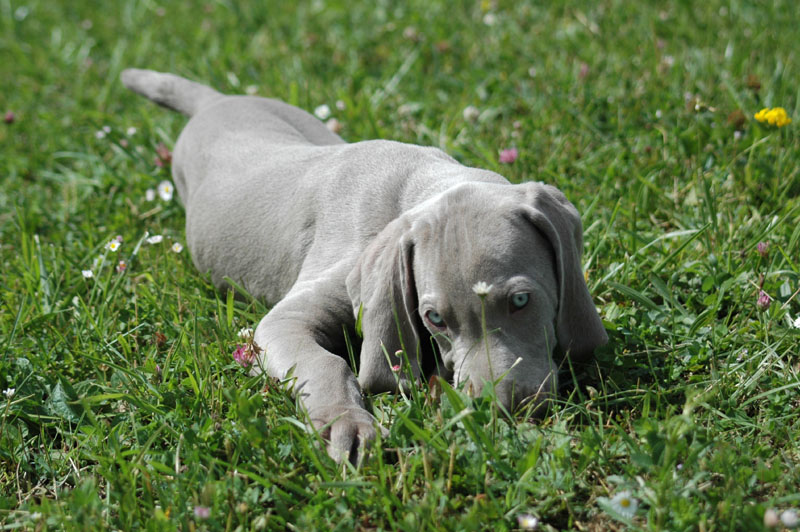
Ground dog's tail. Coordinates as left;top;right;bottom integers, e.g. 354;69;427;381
120;68;223;117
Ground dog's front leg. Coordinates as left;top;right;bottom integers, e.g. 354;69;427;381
252;293;385;465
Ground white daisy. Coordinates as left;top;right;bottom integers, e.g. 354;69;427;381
764;509;780;527
782;509;799;529
146;235;164;244
325;118;342;134
609;490;638;518
157;180;174;202
472;281;493;296
105;241;120;252
463;105;480;122
171;242;183;253
314;104;331;120
517;514;538;530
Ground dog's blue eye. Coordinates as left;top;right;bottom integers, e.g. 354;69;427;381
511;292;530;310
426;310;445;328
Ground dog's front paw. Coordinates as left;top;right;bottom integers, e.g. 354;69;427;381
308;405;388;465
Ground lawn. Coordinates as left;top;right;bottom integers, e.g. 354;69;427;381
1;0;799;530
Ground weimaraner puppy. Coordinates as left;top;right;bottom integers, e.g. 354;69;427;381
121;68;608;464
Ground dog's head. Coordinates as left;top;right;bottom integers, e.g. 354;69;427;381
346;181;607;413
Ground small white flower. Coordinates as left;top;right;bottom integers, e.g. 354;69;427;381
95;130;106;139
765;508;781;527
314;104;331;120
483;12;497;25
13;6;29;20
472;281;493;296
30;512;42;521
655;109;663;119
171;242;183;253
245;85;259;95
463;105;480;122
609;490;638;518
3;388;15;398
145;188;156;202
157;180;174;202
102;125;111;133
734;130;743;141
238;327;254;339
81;269;94;278
782;509;799;529
105;241;120;252
517;514;538;530
402;26;418;40
146;235;164;244
335;100;346;111
792;315;800;329
325;118;342;134
126;126;137;136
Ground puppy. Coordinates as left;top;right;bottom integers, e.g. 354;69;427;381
121;68;607;464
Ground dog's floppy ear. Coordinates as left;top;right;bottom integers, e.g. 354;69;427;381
346;217;423;393
519;182;608;361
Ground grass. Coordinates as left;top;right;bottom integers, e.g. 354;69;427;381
1;0;799;530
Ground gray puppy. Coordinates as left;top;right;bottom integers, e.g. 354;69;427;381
122;69;607;464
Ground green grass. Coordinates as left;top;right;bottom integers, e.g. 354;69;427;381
2;0;799;530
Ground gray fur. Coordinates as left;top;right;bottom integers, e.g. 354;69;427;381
121;68;608;464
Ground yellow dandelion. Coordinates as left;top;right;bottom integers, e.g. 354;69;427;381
754;107;792;127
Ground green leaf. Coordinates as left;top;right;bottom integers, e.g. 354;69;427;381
46;380;83;424
355;303;364;338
